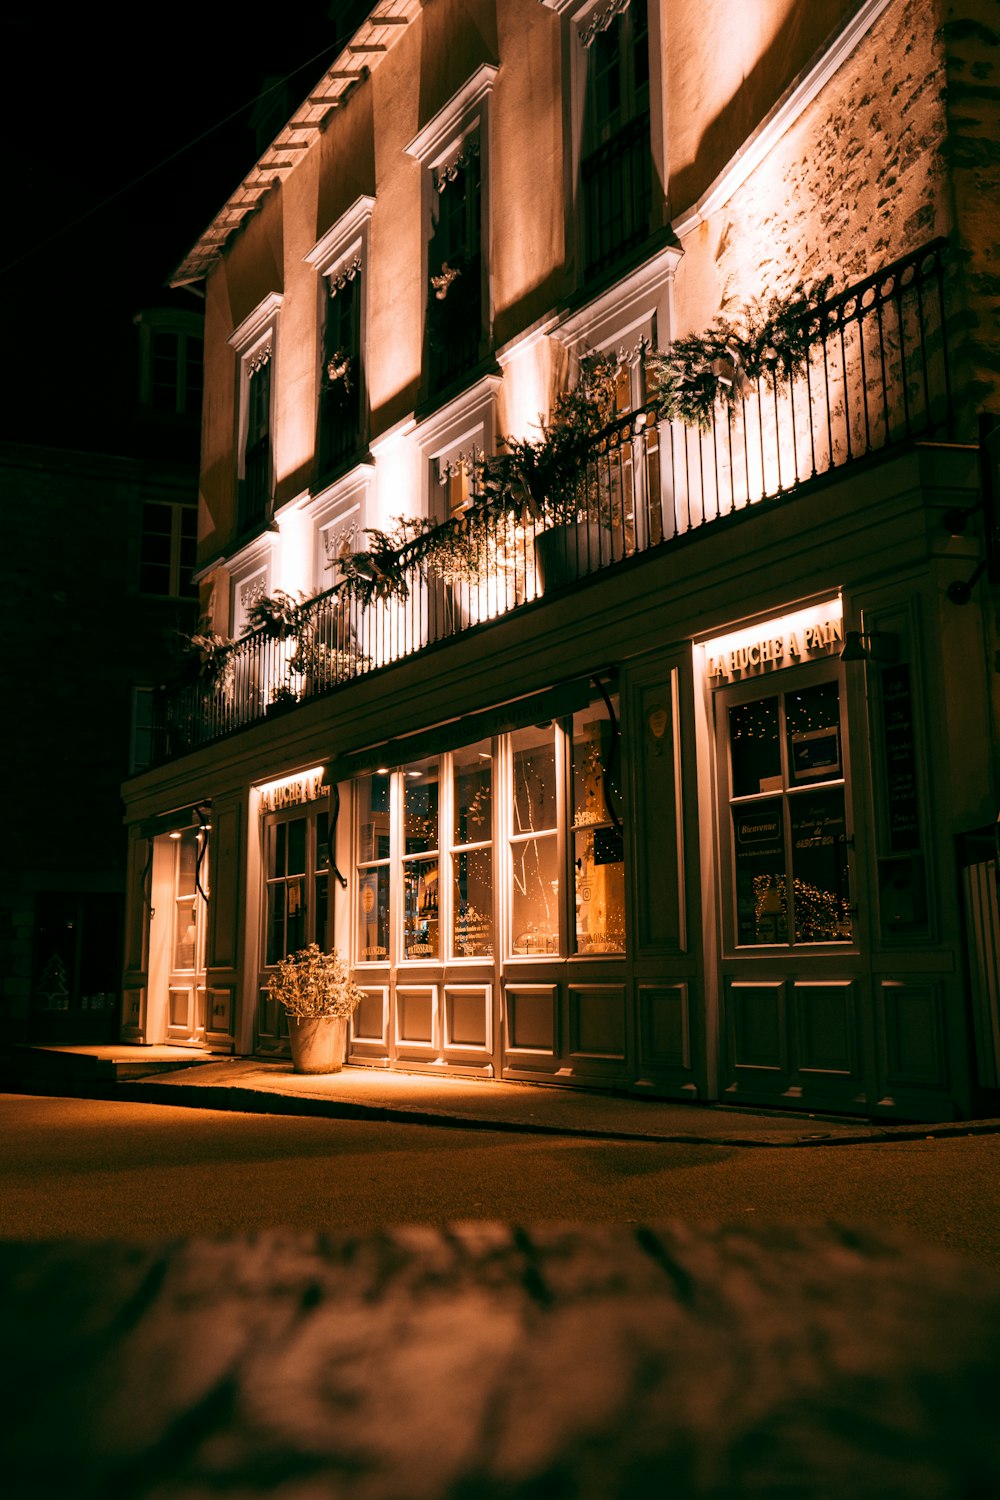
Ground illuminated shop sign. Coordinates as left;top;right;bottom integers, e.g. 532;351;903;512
257;767;329;813
704;601;843;683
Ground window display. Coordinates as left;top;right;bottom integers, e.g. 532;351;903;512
572;696;625;953
728;677;852;947
452;740;494;957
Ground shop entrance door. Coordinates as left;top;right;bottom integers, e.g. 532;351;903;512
714;661;867;1111
165;828;207;1045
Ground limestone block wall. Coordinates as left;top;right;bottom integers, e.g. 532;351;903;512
672;0;949;334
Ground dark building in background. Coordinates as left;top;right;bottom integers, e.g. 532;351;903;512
0;297;202;1044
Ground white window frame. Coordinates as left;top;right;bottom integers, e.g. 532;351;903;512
540;0;667;291
305;195;375;480
228;536;274;637
412;372;502;522
405;64;499;393
229;292;283;526
300;465;373;594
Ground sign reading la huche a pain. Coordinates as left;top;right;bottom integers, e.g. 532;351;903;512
705;608;843;683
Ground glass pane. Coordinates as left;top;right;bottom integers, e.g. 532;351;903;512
315;872;329;952
729;697;782;797
173;898;197;969
286;876;306;952
732;800;788;946
269;822;286;880
176;830;198;896
790;788;852;942
403;858;440;959
404;758;439;855
287;817;307;875
510;835;560;954
316;811;330;870
572;696;620;828
511;724;557;834
454;739;493;844
785;680;842;784
358;773;391;862
266;882;286;966
453;849;494;957
357;865;390;962
574;826;625;953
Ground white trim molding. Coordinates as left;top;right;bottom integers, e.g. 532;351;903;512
304;195;377;277
551;240;681;359
405;64;500;168
671;0;896;238
228;291;284;353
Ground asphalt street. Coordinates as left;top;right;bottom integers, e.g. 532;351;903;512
3;1092;999;1269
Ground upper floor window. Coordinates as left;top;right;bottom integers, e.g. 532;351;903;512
306;197;374;485
406;65;497;400
135;308;204;420
139;500;197;598
229;293;282;535
428;138;483;392
581;0;652;279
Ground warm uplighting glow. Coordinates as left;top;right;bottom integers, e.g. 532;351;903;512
256;766;328;813
702;598;843;682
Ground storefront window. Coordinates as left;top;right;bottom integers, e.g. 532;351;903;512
351;692;627;966
402;758;440;959
357;772;390;961
173;830;200;970
265;808;330;965
572;696;625;953
510;724;560;955
452;739;493;957
728;677;852;947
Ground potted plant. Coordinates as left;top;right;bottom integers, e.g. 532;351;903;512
266;943;366;1074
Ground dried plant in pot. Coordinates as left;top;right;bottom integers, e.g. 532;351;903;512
265;943;366;1074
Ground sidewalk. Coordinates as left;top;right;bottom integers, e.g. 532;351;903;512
8;1044;1000;1146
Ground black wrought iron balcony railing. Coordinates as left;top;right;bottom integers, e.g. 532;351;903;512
154;240;952;762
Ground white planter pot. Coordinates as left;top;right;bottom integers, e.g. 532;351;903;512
287;1015;348;1074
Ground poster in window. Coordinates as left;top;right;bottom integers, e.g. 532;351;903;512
732;802;787;945
789;789;852;942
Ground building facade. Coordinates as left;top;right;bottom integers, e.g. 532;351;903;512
120;0;1000;1119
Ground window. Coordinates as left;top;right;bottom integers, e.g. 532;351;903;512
135;309;204;418
229;293;282;534
264;808;330;965
130;687;157;774
139;500;197;598
319;265;363;473
581;0;652;279
427;139;483;391
306;196;374;483
356;772;391;961
725;675;853;947
150;329;203;416
352;686;623;967
406;66;497;398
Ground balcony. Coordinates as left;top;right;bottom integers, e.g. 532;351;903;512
154;241;952;763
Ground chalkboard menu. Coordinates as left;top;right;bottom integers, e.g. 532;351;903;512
880;663;920;853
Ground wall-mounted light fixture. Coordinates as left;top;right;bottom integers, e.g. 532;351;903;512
840;630;899;663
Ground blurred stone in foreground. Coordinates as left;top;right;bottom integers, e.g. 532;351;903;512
2;1222;998;1498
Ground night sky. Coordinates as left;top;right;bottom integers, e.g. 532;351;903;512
0;6;345;450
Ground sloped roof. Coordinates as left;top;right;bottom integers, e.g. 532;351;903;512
170;0;420;287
